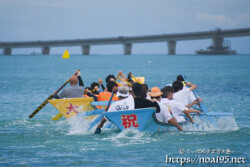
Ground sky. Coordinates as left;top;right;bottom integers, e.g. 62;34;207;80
0;0;250;54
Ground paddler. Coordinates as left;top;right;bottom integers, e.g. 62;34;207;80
172;80;199;108
97;81;119;101
176;75;203;104
148;87;183;131
95;83;134;134
132;83;160;111
52;70;84;99
161;86;201;123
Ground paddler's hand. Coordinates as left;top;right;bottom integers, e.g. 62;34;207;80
53;91;57;95
98;78;103;85
150;98;157;102
118;71;123;76
112;86;118;93
94;86;99;92
178;126;183;131
196;110;203;115
75;69;81;76
194;99;200;105
119;71;126;78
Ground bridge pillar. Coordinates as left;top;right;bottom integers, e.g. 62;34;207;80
42;46;50;55
167;41;176;55
82;45;90;55
3;48;12;55
123;43;132;55
213;36;223;50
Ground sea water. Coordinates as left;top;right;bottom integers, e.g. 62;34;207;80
0;54;249;166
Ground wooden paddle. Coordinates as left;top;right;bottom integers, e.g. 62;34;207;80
29;70;78;119
117;76;132;86
130;73;142;84
51;113;63;120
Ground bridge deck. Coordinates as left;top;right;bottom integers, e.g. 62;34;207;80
1;28;250;48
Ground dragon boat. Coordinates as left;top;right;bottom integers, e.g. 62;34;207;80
30;72;235;132
48;97;234;132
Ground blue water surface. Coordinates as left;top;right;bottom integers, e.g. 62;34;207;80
0;54;249;166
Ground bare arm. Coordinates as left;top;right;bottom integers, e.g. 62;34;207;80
183;108;201;123
168;118;182;131
118;71;128;81
186;99;199;108
185;108;201;113
186;82;197;91
98;78;105;91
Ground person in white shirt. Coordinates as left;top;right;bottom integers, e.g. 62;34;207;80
95;83;134;133
176;75;202;104
148;87;182;131
172;80;199;108
108;85;134;112
161;86;201;123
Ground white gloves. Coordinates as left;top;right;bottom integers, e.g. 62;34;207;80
77;71;81;76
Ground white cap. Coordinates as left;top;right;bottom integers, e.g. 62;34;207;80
116;85;129;97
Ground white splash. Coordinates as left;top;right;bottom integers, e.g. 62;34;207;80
183;116;239;132
100;128;159;147
65;116;91;135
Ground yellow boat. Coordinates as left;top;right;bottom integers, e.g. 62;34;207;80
48;97;96;120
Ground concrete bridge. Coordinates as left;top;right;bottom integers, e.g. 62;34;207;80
1;28;250;55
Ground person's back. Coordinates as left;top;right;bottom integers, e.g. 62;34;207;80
161;98;186;123
155;100;173;123
173;89;190;106
172;80;197;106
134;97;155;109
148;87;182;131
176;75;197;104
60;85;84;98
98;81;118;101
108;85;134;112
132;83;160;112
98;92;118;101
53;70;85;99
162;86;200;123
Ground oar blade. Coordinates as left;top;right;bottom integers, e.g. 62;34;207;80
88;114;103;130
51;113;63;120
188;112;234;116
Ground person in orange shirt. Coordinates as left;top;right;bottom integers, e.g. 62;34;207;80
98;81;118;101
